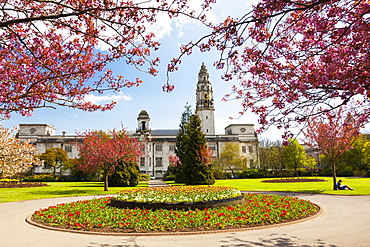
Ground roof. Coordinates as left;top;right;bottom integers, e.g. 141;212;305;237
151;129;179;136
138;110;149;117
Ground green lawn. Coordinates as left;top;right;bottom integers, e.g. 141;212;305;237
0;181;148;203
1;177;369;203
214;177;370;195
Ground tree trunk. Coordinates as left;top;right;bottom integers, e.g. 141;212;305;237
229;167;236;178
104;172;109;191
332;161;337;190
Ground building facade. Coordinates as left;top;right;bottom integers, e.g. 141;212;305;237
18;63;259;177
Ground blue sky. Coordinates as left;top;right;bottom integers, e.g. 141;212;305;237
2;0;285;140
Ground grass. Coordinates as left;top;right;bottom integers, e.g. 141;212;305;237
1;177;369;203
0;181;148;203
214;177;370;195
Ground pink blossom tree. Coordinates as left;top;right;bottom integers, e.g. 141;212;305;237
303;107;361;190
77;129;144;191
0;0;214;117
166;0;370;136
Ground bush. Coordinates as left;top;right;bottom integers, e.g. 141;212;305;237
108;162;140;187
23;174;56;182
213;170;230;179
337;168;354;177
164;174;176;181
140;174;150;181
238;169;265;178
353;170;367;177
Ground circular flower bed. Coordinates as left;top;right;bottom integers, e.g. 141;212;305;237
110;186;244;210
30;186;319;234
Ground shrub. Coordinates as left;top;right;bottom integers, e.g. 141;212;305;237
163;174;175;181
213;170;230;179
238;169;265;178
108;162;140;187
140;174;150;181
23;174;56;182
354;170;367;177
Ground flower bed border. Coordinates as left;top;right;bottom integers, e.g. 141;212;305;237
26;203;323;236
109;194;245;210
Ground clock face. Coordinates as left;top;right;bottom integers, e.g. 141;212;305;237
202;93;210;100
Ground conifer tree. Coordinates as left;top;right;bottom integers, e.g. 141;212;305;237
176;105;214;185
174;103;192;183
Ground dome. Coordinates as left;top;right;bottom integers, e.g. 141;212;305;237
138;110;149;117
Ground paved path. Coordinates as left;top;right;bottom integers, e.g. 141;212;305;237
148;179;170;187
0;191;369;247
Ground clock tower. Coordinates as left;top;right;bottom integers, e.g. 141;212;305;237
196;63;215;135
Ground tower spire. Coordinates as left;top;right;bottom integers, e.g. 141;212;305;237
195;63;215;135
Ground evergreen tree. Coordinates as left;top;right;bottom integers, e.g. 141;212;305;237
174;103;193;183
108;161;140;187
177;111;214;185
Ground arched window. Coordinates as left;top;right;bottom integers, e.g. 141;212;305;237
141;121;146;130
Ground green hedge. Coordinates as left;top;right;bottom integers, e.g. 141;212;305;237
23;174;59;182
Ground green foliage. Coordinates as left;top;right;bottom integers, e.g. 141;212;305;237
259;139;285;177
108;162;140;187
163;165;186;183
177;113;214;185
37;148;69;175
214;142;247;177
163;174;176;181
139;174;150;181
213;169;231;179
337;136;370;176
237;169;265;178
175;104;214;185
283;138;307;177
23;174;57;182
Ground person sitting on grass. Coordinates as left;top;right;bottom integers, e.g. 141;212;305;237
336;180;354;190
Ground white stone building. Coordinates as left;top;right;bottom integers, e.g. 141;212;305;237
17;63;259;177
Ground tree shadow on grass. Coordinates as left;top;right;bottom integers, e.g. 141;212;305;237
28;189;100;196
220;233;338;247
69;182;104;188
245;190;328;197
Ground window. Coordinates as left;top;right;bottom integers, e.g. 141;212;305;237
64;145;72;152
155;157;163;167
169;145;175;152
250;159;254;167
249;146;253;153
209;144;216;151
155;145;162;152
140;157;145;167
242;146;247;153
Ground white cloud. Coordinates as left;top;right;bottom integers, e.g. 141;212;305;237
84;92;132;104
96;0;219;50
